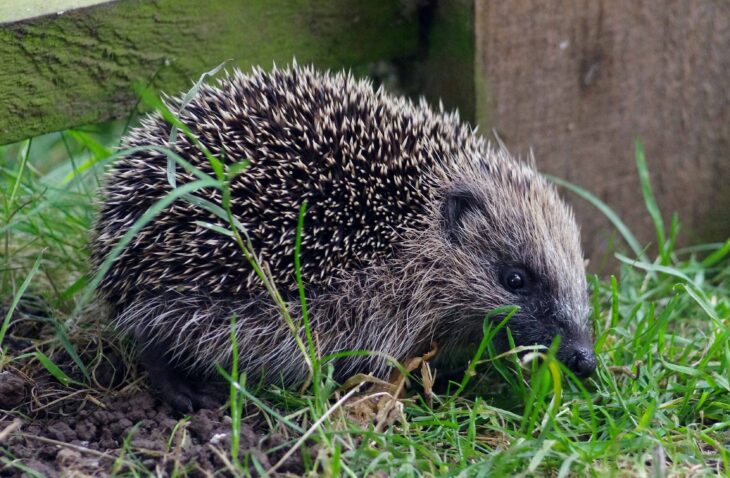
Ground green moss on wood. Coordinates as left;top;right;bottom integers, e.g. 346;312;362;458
419;0;476;124
0;0;417;144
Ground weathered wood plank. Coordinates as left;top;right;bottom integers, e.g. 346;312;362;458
0;0;417;145
0;0;116;24
475;0;730;266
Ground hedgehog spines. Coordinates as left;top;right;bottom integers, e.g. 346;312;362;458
91;63;592;396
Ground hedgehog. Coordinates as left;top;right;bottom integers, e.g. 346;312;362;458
91;63;596;412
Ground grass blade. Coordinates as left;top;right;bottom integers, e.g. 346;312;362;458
0;254;42;347
35;351;76;386
635;139;668;264
545;174;644;259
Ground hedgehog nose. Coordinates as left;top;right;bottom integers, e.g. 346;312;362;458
568;346;596;378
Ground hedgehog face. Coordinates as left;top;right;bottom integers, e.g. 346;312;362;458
439;175;596;378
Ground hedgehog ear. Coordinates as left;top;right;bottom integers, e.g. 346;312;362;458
442;185;482;243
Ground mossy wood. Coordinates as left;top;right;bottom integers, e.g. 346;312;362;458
418;0;476;124
0;0;417;145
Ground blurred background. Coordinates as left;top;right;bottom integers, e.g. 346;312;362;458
1;0;728;272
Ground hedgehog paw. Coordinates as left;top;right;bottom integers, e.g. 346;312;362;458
152;369;224;413
139;350;224;413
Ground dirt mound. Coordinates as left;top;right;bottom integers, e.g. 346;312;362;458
0;367;303;477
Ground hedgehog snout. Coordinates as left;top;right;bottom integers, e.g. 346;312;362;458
560;341;596;378
551;297;595;377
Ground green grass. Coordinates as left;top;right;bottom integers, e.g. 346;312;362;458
1;121;729;477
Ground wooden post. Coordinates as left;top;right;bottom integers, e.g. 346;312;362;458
475;0;730;267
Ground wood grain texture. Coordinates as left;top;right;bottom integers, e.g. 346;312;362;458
0;0;417;145
475;0;730;267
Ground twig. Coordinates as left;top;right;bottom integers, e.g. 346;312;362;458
0;419;22;442
267;383;363;475
208;444;239;476
20;434;116;460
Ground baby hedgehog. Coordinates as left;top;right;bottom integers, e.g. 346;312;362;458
92;64;596;411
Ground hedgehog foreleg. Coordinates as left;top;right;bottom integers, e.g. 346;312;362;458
112;293;245;412
113;292;311;411
136;337;226;413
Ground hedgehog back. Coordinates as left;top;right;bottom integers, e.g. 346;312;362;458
92;66;484;305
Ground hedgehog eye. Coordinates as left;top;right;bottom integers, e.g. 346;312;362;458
501;268;528;292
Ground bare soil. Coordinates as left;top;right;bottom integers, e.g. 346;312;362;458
0;307;305;477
